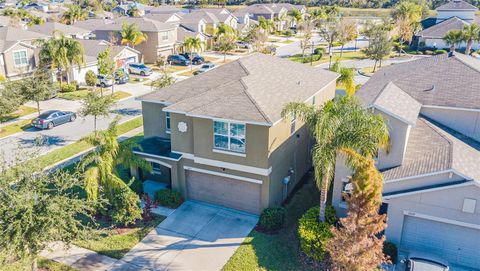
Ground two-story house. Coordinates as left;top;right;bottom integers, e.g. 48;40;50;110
239;3;305;31
133;53;338;215
332;52;480;270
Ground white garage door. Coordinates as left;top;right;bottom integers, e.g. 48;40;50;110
185;170;261;214
400;216;480;269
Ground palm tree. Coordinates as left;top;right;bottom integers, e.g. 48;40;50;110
443;30;464;51
127;6;141;17
61;4;87;25
120;22;148;49
330;61;356;96
184;37;204;71
214;23;235;44
288;8;303;28
37;32;85;83
282;96;390;222
461;23;480;55
258;16;275;33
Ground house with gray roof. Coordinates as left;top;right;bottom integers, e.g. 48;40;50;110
415;0;480;51
237;3;305;31
132;53;338;215
332;52;480;270
27;22;93;39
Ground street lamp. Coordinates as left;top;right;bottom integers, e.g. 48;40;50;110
328;51;333;69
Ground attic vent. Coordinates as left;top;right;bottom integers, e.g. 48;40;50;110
297;81;301;85
424;85;435;92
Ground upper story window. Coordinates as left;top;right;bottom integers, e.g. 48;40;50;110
161;31;169;41
290;114;296;135
165;112;171;132
13;50;28;67
213;121;246;153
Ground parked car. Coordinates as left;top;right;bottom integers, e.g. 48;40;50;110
236;41;251;49
127;63;153;76
32;110;76;130
114;70;129;84
404;258;449;271
180;53;204;65
194;63;215;75
167;54;190;66
96;74;113;87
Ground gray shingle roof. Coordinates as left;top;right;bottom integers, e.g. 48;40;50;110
357;53;480;110
96;17;176;32
0;25;47;41
76;39;139;64
417;16;468;38
73;18;114;31
371;82;421;125
140;53;338;124
437;0;478;11
27;22;91;36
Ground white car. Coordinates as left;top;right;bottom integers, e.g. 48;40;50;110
96;74;113;88
194;63;216;75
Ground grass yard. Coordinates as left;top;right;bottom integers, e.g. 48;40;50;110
74;215;165;259
178;68;197;77
223;176;320;271
279;39;295;44
0;105;37;123
0;119;32;139
163;65;189;73
359;66;377;76
0;257;77;271
288;50;367;66
204;56;220;62
57;90;131;101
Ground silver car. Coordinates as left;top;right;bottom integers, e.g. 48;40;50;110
194;63;216;75
97;74;113;88
32;110;76;130
405;258;449;271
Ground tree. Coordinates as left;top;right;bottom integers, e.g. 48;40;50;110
288;8;303;28
258;16;275;33
127;5;141;17
461;23;480;54
37;33;85;83
327;148;388;271
183;37;204;71
61;4;87;25
0;158;92;271
97;48;116;94
0;81;22;122
79;118;143;225
316;7;341;58
120;22;148;48
364;27;392;72
443;30;464;51
337;18;358;57
392;0;423;54
85;70;97;88
151;72;175;91
330;61;357;96
218;34;236;62
79;91;115;133
17;69;56;115
214;23;235;44
282;96;389;222
298;18;314;61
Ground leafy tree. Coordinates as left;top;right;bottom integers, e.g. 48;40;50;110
17;69;56;115
120;22;148;48
61;4;87;25
37;33;85;83
127;5;141;17
288;8;303;27
282;96;389;222
298;18;315;61
327;148;387;271
151;72;175;90
392;0;423;53
0;159;92;271
443;30;464;51
461;23;480;54
218;34;237;62
337;18;358;57
214;23;235;44
0;81;22;122
316;7;341;58
183;37;204;71
85;70;97;88
330;61;357;96
97;48;116;93
258;16;275;33
79;91;115;133
364;27;392;72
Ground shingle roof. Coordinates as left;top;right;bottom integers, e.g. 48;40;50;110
27;22;91;36
356;53;480;110
243;4;274;15
181;10;219;24
73;18;114;31
0;25;47;41
96;17;176;32
371;82;422;125
437;0;478;11
148;5;181;14
76;39;139;63
140;53;338;124
145;13;179;23
417;16;468;38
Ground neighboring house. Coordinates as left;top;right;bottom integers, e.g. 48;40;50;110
145;12;182;25
93;17;178;63
177;26;208;52
197;8;238;30
0;26;47;79
27;22;93;39
73;18;114;32
148;5;182;15
69;39;140;84
112;3;153;17
415;0;480;50
332;53;480;270
239;3;304;30
133;53;338;215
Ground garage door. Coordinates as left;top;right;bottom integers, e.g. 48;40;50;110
400;216;480;269
185;170;261;214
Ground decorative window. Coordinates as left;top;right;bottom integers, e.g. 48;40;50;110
13;50;28;66
165;112;171;131
161;31;169;41
290;114;296;135
213;121;246;153
151;162;162;174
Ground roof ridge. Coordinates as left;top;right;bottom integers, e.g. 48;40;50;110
451;53;480;74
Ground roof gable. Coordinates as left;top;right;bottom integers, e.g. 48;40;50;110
437;0;478;11
417;16;468;38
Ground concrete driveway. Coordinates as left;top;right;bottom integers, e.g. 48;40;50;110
112;201;258;271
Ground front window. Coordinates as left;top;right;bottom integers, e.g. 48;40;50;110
213;121;246;153
165;112;171;131
290;114;296;135
161;31;169;41
13;50;28;66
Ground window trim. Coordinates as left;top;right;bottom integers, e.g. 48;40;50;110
161;31;169;41
165;112;171;133
13;49;28;67
290;113;296;135
213;120;246;154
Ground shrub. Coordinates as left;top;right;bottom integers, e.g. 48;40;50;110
283;29;293;37
325;205;338;225
0;75;6;82
298;206;333;261
259;207;286;232
155;189;183;208
314;47;326;55
302;54;322;63
85;70;96;87
59;82;77;93
106;185;142;226
434;49;448;55
424;50;434;55
383;241;398;264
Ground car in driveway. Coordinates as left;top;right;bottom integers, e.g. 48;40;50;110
180;53;204;65
114;70;129;84
32;110;76;130
404;257;449;271
167;54;190;66
96;74;113;87
194;62;215;75
127;63;153;76
236;41;251;49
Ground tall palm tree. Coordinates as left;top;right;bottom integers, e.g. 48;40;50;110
61;4;87;25
443;30;464;51
330;61;356;96
258;16;275;33
120;22;148;49
288;8;303;28
214;23;235;44
282;96;390;222
461;23;480;55
127;6;141;17
183;37;204;71
37;32;85;83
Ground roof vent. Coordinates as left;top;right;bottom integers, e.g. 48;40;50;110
297;81;301;85
424;84;435;92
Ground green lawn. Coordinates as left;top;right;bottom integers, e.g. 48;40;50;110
58;90;131;101
74;215;165;259
288;50;367;66
223;178;320;271
0;119;32;139
0;105;37;123
0;257;77;271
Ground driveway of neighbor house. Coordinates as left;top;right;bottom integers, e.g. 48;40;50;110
111;201;259;271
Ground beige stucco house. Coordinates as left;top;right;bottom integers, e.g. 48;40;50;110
134;53;338;215
332;53;480;270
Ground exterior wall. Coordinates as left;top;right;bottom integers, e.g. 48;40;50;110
142;101;171;139
436;11;475;22
2;44;37;78
383;172;463;195
421;107;480;142
69;62;98;84
420;37;480;50
170;112;194;154
385;183;480;245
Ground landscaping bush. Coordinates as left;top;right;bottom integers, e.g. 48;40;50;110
85;70;96;87
259;207;286;232
106;184;142;226
424;50;434;55
298;206;334;261
59;81;77;93
383;241;398;264
434;49;448;55
314;47;326;55
325;205;338;225
155;189;183;208
302;54;322;63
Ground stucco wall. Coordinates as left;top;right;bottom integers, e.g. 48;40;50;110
3;44;36;78
436;11;475;22
421;107;480;142
170;113;194;154
142;101;170;139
